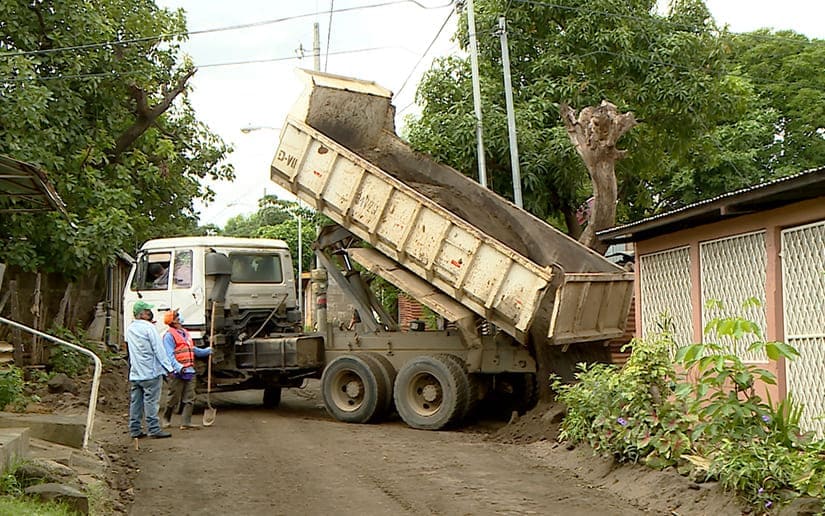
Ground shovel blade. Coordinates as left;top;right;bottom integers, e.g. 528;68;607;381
202;406;217;426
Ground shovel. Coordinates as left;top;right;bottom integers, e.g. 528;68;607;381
203;301;217;426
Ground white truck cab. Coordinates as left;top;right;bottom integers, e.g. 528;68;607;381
124;236;298;341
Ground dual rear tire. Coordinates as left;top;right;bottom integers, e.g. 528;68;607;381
392;354;469;430
321;353;396;424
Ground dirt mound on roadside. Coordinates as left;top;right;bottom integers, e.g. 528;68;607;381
489;403;748;515
489;401;566;444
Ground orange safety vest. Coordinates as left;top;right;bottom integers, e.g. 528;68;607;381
169;328;195;369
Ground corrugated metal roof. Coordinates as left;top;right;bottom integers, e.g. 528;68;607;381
599;165;825;243
0;154;68;217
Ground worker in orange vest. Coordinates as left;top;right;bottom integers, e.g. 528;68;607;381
161;309;212;429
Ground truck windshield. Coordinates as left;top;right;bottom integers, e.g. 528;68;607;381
229;253;283;284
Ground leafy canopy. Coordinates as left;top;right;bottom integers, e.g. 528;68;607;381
222;196;321;277
406;0;822;233
0;0;233;276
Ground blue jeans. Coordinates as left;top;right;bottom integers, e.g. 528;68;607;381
129;376;163;437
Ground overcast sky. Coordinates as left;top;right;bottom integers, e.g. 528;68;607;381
154;0;825;227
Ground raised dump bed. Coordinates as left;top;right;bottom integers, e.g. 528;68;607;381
270;70;633;346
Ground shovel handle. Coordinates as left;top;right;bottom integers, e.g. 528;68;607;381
208;301;217;397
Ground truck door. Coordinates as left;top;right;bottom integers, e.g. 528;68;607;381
169;248;205;331
126;250;173;328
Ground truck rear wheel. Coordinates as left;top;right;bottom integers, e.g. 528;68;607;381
321;355;387;424
393;355;468;430
441;354;480;423
262;386;281;408
360;353;397;420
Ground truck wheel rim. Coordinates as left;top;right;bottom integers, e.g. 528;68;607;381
329;369;364;412
403;372;442;417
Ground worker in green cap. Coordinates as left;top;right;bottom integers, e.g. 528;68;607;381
126;300;175;439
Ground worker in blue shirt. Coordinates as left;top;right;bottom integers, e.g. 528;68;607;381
125;300;174;439
161;309;212;429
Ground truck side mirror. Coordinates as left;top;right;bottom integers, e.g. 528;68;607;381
205;252;231;276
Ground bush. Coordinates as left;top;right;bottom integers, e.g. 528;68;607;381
553;329;694;468
0;366;25;411
553;299;825;513
47;326;102;377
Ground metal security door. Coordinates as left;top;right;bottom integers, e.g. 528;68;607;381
782;220;825;436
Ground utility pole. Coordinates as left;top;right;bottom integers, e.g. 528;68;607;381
465;0;488;188
312;22;322;271
498;16;523;208
313;22;321;72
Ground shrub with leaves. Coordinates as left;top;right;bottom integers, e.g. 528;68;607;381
675;300;821;510
47;326;102;377
555;298;825;512
553;329;693;467
0;366;25;411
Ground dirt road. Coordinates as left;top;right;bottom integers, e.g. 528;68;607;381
127;385;652;516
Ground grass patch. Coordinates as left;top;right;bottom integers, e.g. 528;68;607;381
0;495;76;515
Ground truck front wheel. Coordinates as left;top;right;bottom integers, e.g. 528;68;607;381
393;355;468;430
321;355;388;424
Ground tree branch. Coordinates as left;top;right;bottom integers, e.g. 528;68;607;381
110;68;197;162
28;4;53;51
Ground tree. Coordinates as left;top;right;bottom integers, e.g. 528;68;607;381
406;0;772;234
0;0;233;277
729;30;825;176
222;196;320;278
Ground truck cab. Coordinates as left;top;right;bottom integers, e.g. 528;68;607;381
124;236;321;403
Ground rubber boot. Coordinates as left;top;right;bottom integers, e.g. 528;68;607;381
179;404;199;429
161;407;173;428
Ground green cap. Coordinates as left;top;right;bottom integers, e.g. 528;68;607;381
132;300;155;316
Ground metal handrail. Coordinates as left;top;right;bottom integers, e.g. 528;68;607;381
0;316;101;450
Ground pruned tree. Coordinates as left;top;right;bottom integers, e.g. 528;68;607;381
560;101;637;253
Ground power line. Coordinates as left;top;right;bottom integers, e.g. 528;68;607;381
396;8;455;97
1;46;410;82
0;0;455;60
324;0;334;72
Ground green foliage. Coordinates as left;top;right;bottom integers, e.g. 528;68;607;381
555;300;825;512
47;326;107;376
0;467;23;497
223;196;323;277
0;366;25;411
675;300;801;448
406;0;821;234
729;30;825;176
0;0;233;277
0;495;76;516
553;330;693;467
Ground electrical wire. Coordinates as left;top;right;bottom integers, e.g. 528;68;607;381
324;0;334;72
0;0;455;60
0;45;412;82
396;7;455;96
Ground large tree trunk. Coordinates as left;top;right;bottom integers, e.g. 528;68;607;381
560;101;637;254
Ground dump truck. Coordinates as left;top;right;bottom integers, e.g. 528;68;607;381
123;70;634;430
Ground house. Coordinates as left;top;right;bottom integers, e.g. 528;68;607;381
599;166;825;435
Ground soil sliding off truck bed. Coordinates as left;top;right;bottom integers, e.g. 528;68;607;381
270;70;633;354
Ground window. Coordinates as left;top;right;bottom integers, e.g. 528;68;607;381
173;250;193;288
130;252;172;291
229;253;283;283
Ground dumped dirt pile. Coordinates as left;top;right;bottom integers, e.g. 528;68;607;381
488;403;747;516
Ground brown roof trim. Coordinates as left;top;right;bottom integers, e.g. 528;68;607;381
599;165;825;243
